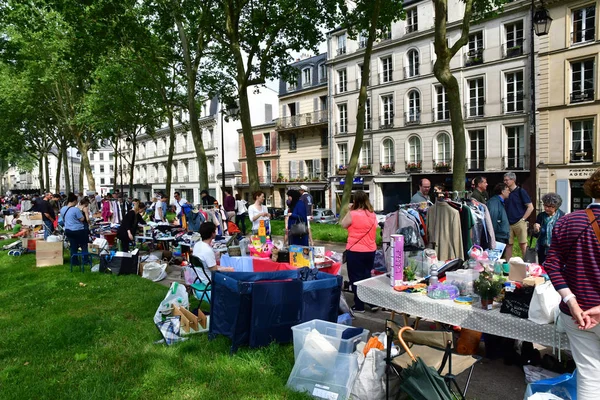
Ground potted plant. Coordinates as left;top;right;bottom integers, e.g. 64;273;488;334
338;165;348;175
434;162;451;172
406;161;421;172
473;268;505;309
359;165;371;175
380;164;394;174
276;173;284;183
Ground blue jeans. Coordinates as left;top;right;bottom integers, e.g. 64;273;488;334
43;220;54;240
65;228;90;265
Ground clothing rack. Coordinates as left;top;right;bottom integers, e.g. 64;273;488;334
398;200;433;209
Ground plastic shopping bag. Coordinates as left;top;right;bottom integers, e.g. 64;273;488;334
528;281;561;325
524;370;577;400
153;282;189;324
142;262;167;282
351;348;388;400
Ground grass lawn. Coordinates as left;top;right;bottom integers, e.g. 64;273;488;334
0;238;310;400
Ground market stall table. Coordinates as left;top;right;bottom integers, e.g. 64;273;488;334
356;274;568;348
219;255;341;275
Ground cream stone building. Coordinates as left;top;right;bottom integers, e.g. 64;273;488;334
537;0;599;213
327;0;537;212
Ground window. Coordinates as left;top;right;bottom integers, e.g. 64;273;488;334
89;153;94;161
318;63;327;82
506;125;525;169
571;59;595;102
406;49;419;78
505;70;524;113
287;78;297;91
435;85;449;121
572;5;596;44
360;142;372;165
381;25;392;40
435;132;451;163
504;21;524;58
264;161;271;183
381;94;394;128
365;98;372;130
468;77;485;117
358;31;368;48
338;104;348;134
338;143;348;166
264;132;271;152
109;165;114;172
99;153;104;161
407;136;422;164
110;178;114;184
108;153;113;161
100;178;105;185
381;56;393;83
570;119;594;162
337;33;347;55
469;130;485;170
289;133;297;151
381;138;395;164
338;69;347;93
406;8;418;33
100;165;105;173
466;31;484;66
406;90;421;125
302;67;311;87
321;128;328;146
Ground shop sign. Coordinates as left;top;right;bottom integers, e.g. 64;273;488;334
568;168;596;178
339;177;364;186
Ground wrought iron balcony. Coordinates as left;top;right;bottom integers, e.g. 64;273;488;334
468;158;485;171
464;102;485;118
275;110;328;130
379;116;394;130
464;49;484;67
336;47;346;56
403;66;420;79
570;149;594;163
378;71;394;84
570;89;595;103
405;24;418;34
502;40;525;58
432;107;450;121
502;155;527;170
404;111;421;126
571;28;595;44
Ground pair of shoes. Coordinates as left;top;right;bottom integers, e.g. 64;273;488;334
351;306;365;313
369;306;380;312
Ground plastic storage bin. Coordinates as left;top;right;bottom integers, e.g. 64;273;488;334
287;349;359;400
445;269;480;295
292;319;369;360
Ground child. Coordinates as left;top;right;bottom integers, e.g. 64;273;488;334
12;219;22;235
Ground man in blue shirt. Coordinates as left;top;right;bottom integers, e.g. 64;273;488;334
503;172;534;259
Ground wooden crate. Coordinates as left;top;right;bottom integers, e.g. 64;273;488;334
36;241;64;267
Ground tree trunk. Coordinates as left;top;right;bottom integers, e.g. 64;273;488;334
128;135;137;197
113;138;119;192
62;147;71;194
38;157;45;193
238;85;259;193
165;111;176;198
44;154;50;193
78;140;95;193
339;0;381;220
55;147;63;194
78;153;85;194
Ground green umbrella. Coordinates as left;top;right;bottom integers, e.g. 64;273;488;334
398;327;454;400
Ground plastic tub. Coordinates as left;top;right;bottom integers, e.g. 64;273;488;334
445;269;480;295
287;349;359;400
291;319;369;360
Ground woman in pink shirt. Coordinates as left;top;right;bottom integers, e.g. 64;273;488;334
340;190;378;313
101;194;112;222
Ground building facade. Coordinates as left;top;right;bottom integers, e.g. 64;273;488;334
537;0;599;213
327;0;536;212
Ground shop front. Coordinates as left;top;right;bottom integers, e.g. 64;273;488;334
547;167;595;214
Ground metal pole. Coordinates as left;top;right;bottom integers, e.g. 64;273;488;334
221;105;226;201
529;0;537;209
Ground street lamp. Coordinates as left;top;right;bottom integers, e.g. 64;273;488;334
221;101;239;201
529;0;552;209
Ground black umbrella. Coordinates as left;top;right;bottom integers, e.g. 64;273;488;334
398;327;454;400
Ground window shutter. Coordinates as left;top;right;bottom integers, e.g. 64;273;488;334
289;161;294;178
299;161;304;177
282;105;287;117
295;102;300;115
314;159;321;174
314;97;318;111
271;131;277;152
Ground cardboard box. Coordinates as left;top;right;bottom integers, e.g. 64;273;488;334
29;213;43;221
509;259;528;282
88;244;101;255
289;245;314;268
523;276;545;287
36;241;64;267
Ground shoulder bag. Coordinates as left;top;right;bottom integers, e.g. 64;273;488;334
342;211;376;264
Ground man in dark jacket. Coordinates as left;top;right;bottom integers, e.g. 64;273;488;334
487;183;510;245
200;189;216;207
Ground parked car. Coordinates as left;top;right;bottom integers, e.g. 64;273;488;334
374;211;390;228
268;207;285;220
312;208;337;224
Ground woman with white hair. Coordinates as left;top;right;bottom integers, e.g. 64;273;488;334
533;192;565;264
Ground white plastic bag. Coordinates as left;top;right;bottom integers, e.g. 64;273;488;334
351;348;387;400
528;281;561;325
153;282;189;324
142;262;168;282
303;329;338;366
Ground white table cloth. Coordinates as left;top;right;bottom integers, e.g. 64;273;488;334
356;274;568;348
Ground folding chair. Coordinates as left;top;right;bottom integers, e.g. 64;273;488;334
189;255;212;305
385;319;480;400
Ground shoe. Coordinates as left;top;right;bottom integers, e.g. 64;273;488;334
351;306;365;313
369;306;380;312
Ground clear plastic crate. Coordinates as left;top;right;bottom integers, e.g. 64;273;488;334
291;319;369;360
287;349;359;400
445;269;480;295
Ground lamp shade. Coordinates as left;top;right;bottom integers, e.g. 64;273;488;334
533;8;552;36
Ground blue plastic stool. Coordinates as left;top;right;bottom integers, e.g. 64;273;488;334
70;252;97;272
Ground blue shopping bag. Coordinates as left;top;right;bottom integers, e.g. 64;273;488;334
524;369;577;400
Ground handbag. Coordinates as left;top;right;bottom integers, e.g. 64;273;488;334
501;286;535;318
289;220;307;236
528;281;561;324
523;235;537;263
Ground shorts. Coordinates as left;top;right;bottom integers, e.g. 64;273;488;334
509;219;528;245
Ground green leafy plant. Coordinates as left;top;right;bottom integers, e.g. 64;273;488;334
473;268;505;299
406;161;421;169
404;265;416;282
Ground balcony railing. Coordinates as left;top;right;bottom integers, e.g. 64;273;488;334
405;162;422;173
403;66;420;79
433;160;452;172
464;49;484;67
570;89;595;103
468;158;485;171
502;96;525;114
571;28;596;44
502;40;524;58
358;40;367;49
570;149;594;163
502;155;527;170
379;116;394;130
404;111;421;126
381;30;392;41
406;24;418;34
336;47;346;56
464;102;485;118
379;162;395;174
432;107;450;121
378;71;394;84
335;123;348;135
275;110;328;130
182;175;189;182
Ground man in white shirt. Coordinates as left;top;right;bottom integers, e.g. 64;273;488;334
192;222;234;282
171;191;189;215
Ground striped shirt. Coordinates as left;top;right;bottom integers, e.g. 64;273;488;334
545;204;600;316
